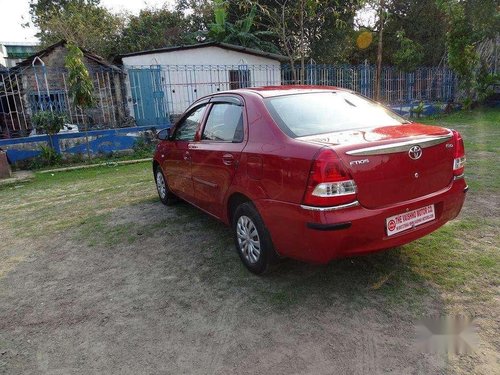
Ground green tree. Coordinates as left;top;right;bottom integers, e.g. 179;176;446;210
176;0;215;35
444;3;477;107
393;30;424;72
314;1;362;64
28;0;100;27
28;0;123;58
438;0;498;108
113;7;197;56
251;0;311;82
65;44;95;160
251;0;363;81
383;0;447;67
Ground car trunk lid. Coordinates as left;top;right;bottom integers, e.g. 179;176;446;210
298;123;455;208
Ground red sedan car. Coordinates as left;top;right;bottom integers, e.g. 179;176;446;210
153;86;467;274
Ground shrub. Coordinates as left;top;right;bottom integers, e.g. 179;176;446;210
133;131;156;158
30;144;62;169
31;111;66;136
411;101;425;118
475;64;499;104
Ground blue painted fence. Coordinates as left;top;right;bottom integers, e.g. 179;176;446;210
0;126;166;163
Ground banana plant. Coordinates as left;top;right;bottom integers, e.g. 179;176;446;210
206;1;279;53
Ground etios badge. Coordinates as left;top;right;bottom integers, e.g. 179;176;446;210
409;145;423;160
350;159;370;166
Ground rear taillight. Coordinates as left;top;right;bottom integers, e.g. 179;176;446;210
452;130;466;177
303;148;357;207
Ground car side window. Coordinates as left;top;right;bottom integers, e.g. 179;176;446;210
173;105;207;141
202;103;244;143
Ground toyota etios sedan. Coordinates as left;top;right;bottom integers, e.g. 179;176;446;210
153;86;467;274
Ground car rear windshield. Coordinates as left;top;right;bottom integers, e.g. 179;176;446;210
265;91;407;138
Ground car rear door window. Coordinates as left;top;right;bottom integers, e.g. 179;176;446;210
202;103;244;143
173;105;207;141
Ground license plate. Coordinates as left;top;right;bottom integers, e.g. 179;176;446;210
386;204;435;236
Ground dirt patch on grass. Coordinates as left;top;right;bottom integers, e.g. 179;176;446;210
0;200;453;374
462;191;499;219
107;201;176;227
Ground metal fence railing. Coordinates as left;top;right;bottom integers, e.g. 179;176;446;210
280;64;458;104
0;66;129;139
124;64;283;119
124;63;459;119
1;63;459;139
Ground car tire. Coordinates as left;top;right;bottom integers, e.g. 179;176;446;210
155;167;177;206
232;202;278;274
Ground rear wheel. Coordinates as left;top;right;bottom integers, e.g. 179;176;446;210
155;167;177;205
232;202;277;274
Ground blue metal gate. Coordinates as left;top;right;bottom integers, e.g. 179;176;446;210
128;66;170;127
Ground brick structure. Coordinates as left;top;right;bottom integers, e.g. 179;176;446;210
0;40;130;138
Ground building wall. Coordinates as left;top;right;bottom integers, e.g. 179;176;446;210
20;46;126;129
0;45;7;67
122;46;282;116
0;43;38;68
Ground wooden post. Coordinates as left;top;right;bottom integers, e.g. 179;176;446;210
0;151;12;179
375;0;385;102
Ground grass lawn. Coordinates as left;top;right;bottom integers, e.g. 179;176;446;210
0;107;498;374
2;108;497;296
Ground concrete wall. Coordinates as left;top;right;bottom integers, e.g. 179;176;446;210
0;42;39;68
0;44;7;67
0;125;165;163
0;44;25;68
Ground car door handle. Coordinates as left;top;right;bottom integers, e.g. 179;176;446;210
183;151;191;161
222;153;234;166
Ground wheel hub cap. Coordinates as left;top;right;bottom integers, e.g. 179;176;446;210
156;171;166;199
236;215;261;264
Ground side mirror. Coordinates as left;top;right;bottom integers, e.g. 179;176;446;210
157;128;170;141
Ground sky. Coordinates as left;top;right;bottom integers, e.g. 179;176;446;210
0;0;175;43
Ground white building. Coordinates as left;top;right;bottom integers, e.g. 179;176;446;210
119;42;286;126
0;42;39;68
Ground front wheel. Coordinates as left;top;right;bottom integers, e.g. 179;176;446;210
232;202;277;274
155;167;177;205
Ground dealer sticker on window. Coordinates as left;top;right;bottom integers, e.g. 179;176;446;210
386;204;435;236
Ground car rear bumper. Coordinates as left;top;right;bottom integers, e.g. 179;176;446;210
254;178;468;264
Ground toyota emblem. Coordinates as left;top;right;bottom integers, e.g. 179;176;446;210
409;145;422;160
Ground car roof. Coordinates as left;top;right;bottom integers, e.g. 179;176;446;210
229;85;346;98
187;85;351;111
